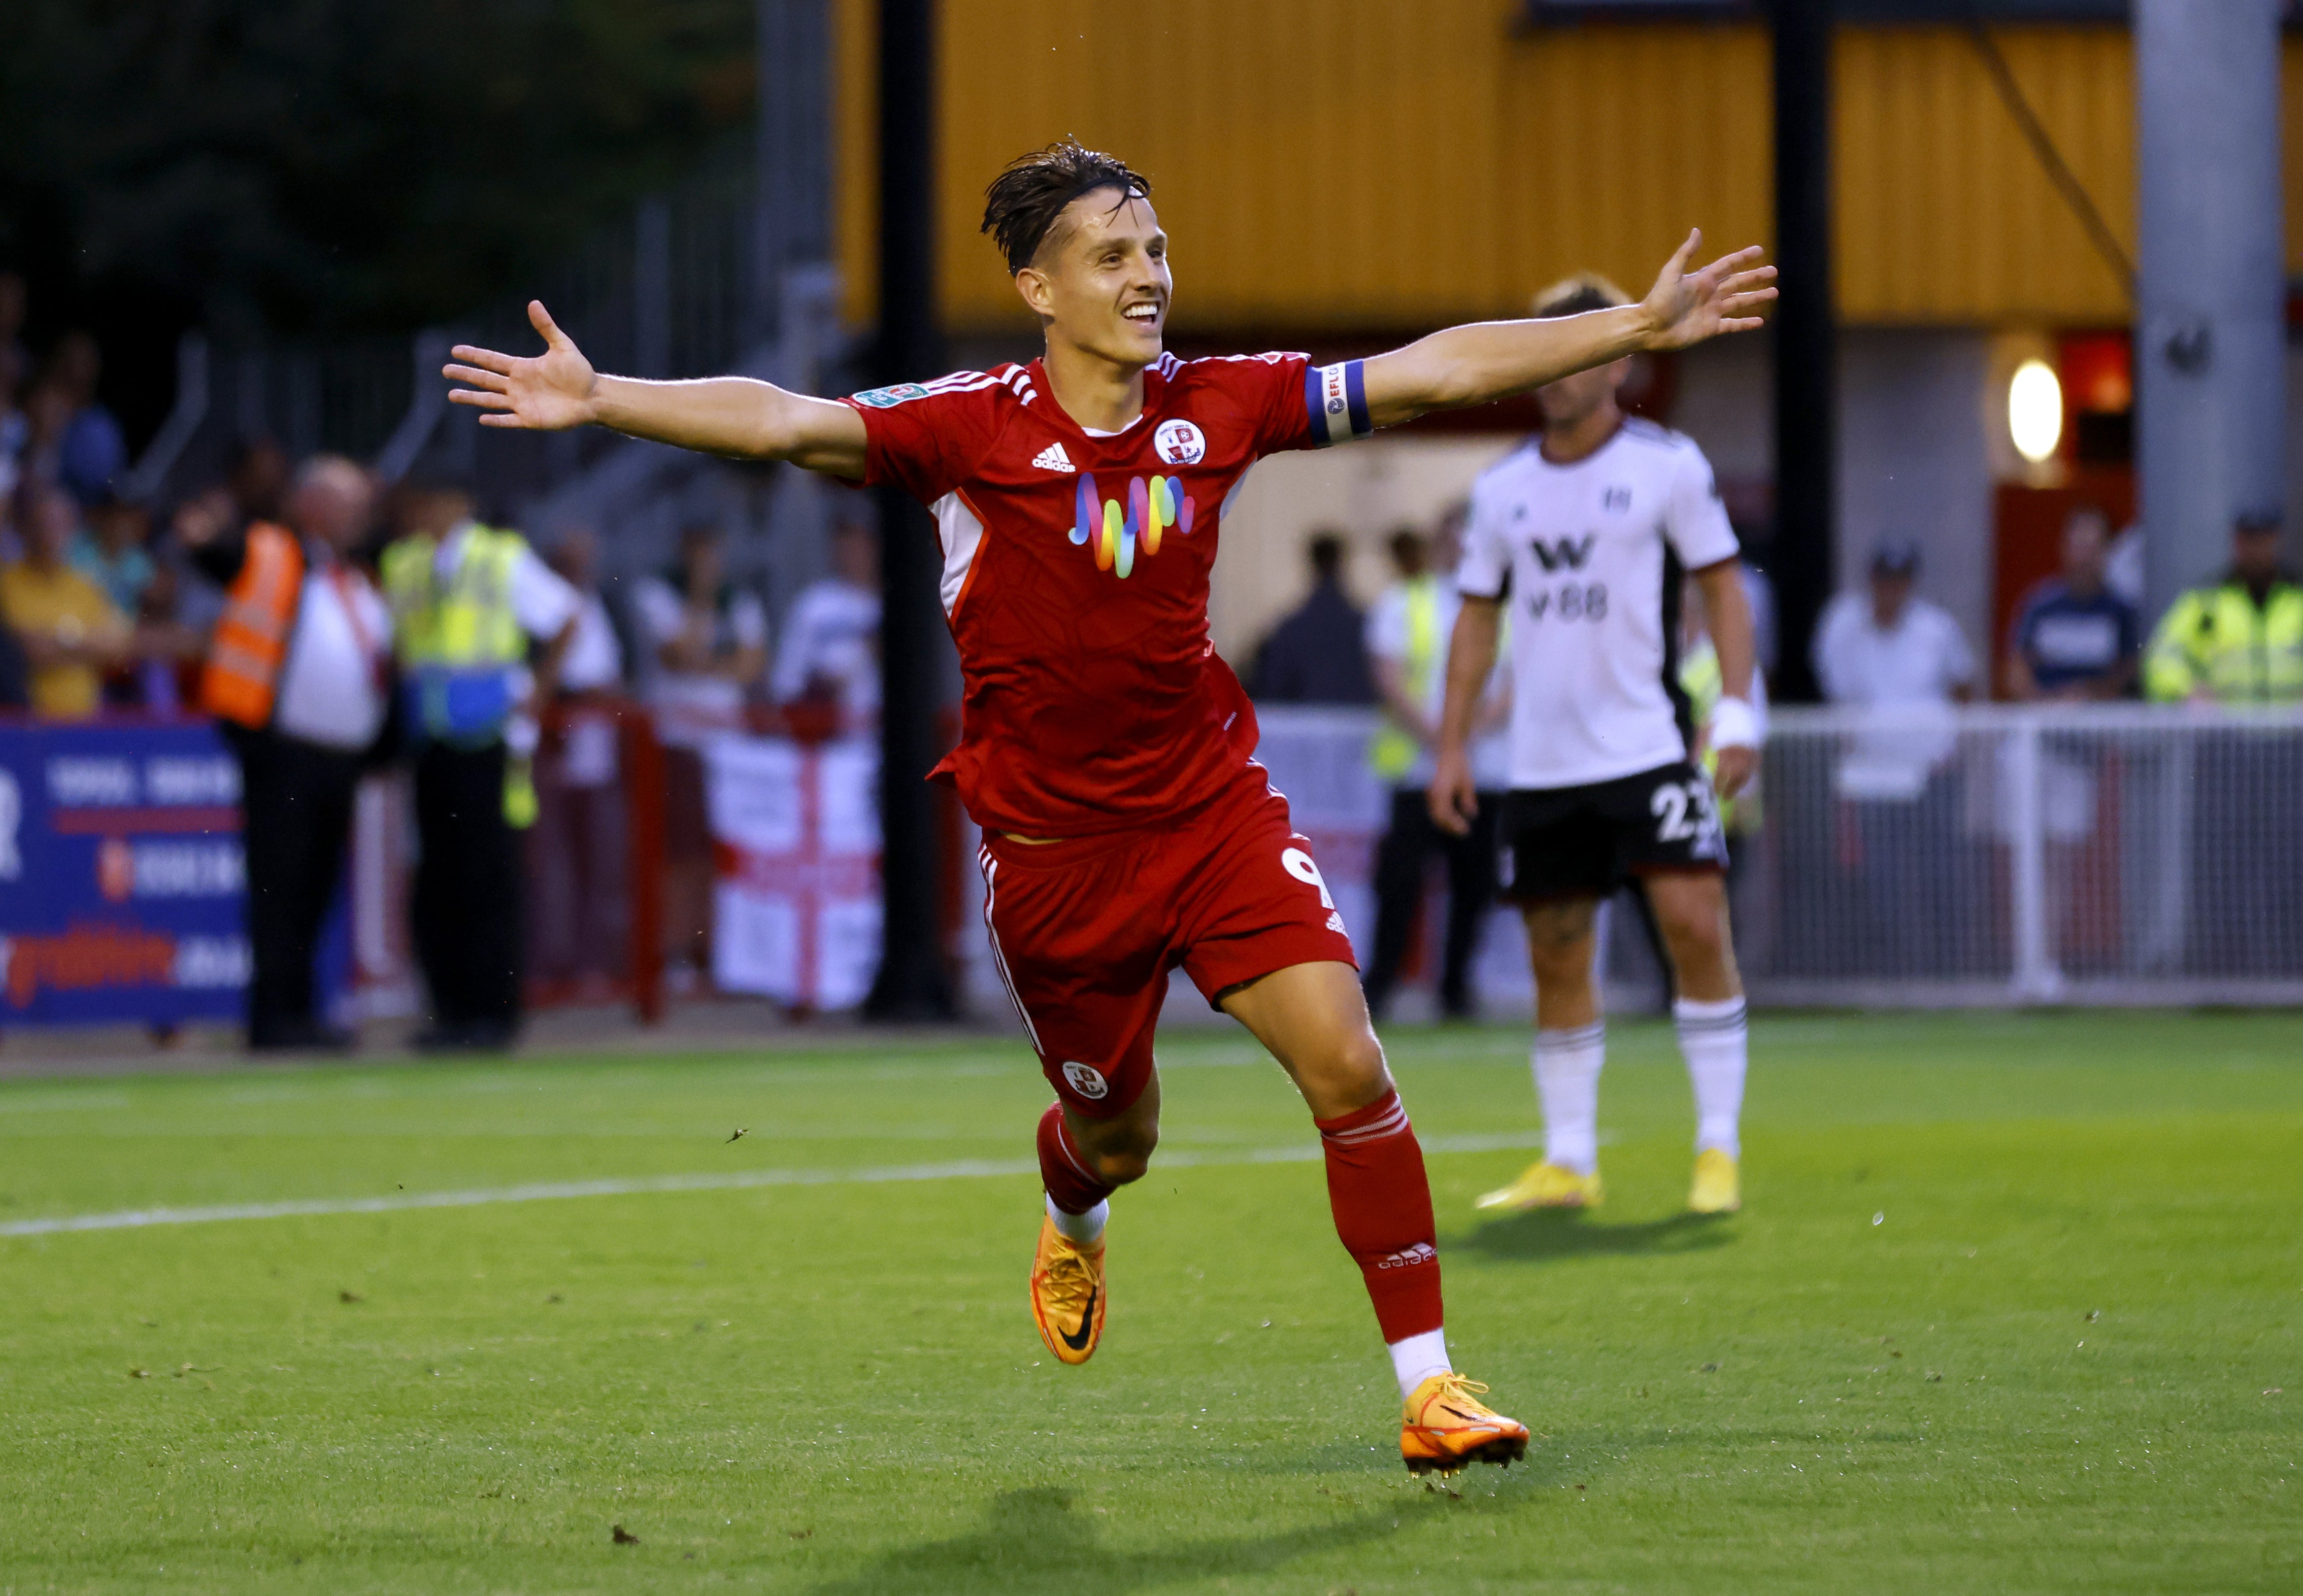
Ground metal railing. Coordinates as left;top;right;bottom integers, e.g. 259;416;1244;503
1243;702;2303;1012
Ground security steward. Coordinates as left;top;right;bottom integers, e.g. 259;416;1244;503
1361;519;1506;1021
2144;507;2303;975
382;485;578;1050
185;455;394;1051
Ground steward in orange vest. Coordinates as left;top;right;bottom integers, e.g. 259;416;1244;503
182;456;393;1051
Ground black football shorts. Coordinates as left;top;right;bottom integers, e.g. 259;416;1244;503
1496;760;1728;903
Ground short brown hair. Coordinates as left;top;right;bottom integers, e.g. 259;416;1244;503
981;139;1152;276
1532;272;1631;319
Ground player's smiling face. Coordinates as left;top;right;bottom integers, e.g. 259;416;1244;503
1016;187;1171;369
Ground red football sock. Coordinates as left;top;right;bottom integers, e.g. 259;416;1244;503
1315;1088;1444;1342
1037;1101;1116;1216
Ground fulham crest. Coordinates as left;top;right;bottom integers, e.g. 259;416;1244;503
1154;419;1206;466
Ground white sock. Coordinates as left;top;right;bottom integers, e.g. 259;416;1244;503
1045;1193;1108;1244
1532;1022;1605;1175
1388;1328;1452;1399
1675;995;1748;1158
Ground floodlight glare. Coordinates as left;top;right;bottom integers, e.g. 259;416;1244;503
2009;358;2063;464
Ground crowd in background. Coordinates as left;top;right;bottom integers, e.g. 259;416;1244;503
0;277;886;1041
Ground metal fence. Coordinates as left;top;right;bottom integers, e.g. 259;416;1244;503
1245;703;2303;1013
1746;704;2303;1006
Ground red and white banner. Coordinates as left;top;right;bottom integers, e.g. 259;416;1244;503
705;735;882;1009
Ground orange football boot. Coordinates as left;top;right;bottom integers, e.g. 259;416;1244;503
1029;1214;1106;1365
1400;1372;1531;1475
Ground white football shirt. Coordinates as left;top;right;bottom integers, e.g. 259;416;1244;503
1456;418;1740;790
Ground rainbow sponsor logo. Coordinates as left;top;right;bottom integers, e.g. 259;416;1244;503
1070;472;1196;578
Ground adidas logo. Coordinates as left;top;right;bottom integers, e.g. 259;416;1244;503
1377;1242;1437;1270
1031;442;1076;473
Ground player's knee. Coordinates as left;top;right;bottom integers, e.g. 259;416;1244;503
1079;1117;1159;1186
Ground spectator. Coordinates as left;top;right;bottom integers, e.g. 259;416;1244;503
1;479;130;717
636;521;769;990
72;494;157;619
43;331;128;507
1814;538;1976;723
227;438;292;530
1813;537;1978;978
1362;515;1508;1021
2144;508;2301;705
771;501;881;729
2005;504;2139;701
544;526;626;696
382;483;580;1050
1248;531;1375;704
185;455;393;1051
2143;508;2302;976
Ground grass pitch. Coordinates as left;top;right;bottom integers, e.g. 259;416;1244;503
1;1011;2298;1594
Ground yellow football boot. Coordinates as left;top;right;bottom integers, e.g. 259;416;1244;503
1400;1373;1532;1475
1688;1148;1741;1214
1474;1160;1603;1213
1029;1215;1106;1365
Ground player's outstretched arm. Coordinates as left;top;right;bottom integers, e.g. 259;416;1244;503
1361;232;1776;429
443;302;867;479
1429;596;1505;837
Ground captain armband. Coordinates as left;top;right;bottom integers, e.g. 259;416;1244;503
1305;360;1374;447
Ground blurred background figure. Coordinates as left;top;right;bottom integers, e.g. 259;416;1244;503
186;455;392;1051
636;520;768;991
1363;514;1508;1022
2144;509;2301;706
72;494;156;624
2005;504;2139;701
41;331;127;507
1248;531;1375;705
1814;537;1977;978
772;497;882;734
382;485;579;1050
528;525;630;997
2;479;130;718
2145;508;2302;976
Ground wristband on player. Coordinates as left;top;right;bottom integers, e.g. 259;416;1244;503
1305;360;1374;447
1709;695;1761;752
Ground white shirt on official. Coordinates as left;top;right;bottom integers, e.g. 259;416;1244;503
1363;579;1510;789
635;576;770;748
1456;418;1742;791
771;578;881;717
272;558;392;752
1812;591;1975;800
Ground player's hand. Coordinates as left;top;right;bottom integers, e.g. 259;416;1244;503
444;302;600;431
1640;231;1777;352
1714;744;1757;800
1428;748;1479;837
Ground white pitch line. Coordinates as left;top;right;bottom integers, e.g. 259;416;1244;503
0;1133;1543;1240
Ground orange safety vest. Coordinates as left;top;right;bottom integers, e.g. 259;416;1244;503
199;523;305;728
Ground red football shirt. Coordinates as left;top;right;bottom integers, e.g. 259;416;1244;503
844;350;1374;837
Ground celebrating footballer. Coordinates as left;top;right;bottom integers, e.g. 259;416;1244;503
443;138;1775;1474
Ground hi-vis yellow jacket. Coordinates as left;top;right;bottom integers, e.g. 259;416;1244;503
2143;577;2303;704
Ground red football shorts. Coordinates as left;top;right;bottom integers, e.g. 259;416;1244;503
977;772;1359;1119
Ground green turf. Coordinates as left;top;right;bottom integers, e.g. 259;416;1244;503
1;1011;2299;1593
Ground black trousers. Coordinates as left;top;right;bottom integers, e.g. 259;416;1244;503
224;724;362;1045
1364;785;1501;1019
412;740;524;1033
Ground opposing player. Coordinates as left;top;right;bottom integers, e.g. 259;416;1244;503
1431;274;1762;1219
444;145;1774;1470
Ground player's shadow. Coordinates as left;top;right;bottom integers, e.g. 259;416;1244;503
1458;1209;1735;1263
798;1484;1415;1595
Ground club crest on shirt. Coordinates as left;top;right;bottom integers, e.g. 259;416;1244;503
1061;1061;1110;1100
1154;418;1207;466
